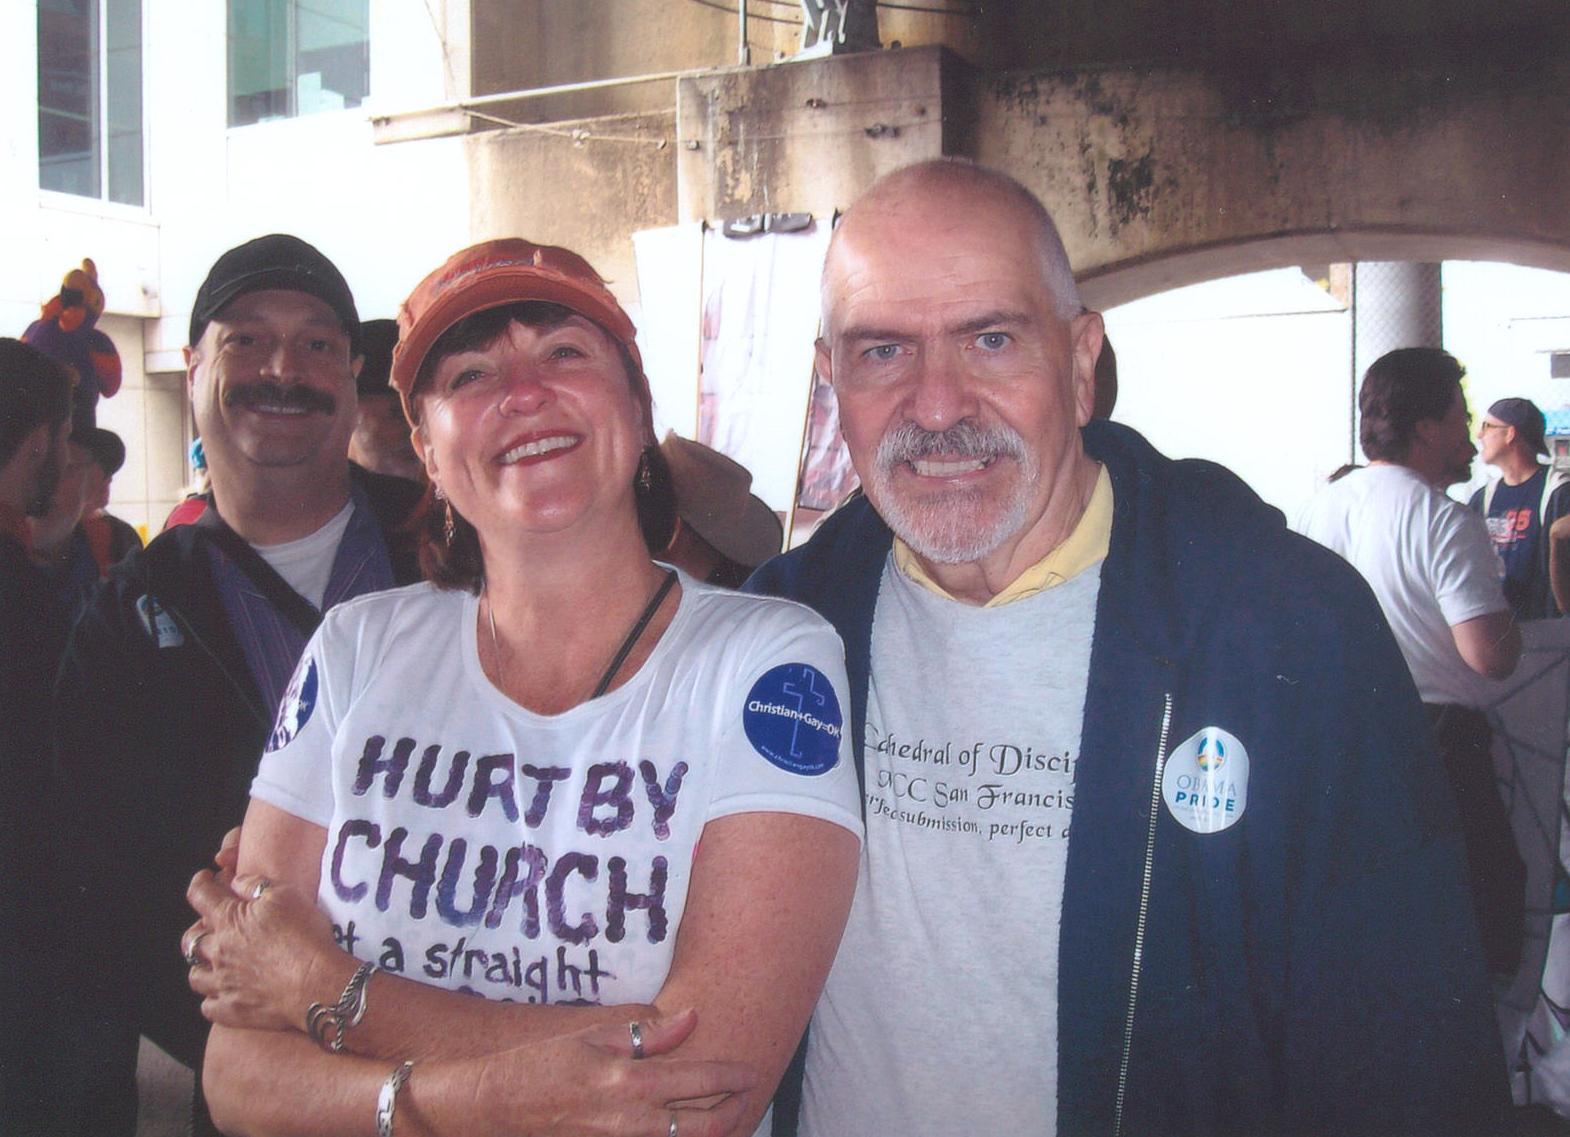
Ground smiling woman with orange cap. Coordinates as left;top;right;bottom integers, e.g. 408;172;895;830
183;239;861;1137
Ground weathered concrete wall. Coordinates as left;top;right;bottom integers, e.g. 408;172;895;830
455;47;966;316
955;0;1567;73
973;57;1570;307
471;1;780;123
466;0;1569;118
675;46;966;224
464;110;678;299
462;39;1570;313
468;2;984;124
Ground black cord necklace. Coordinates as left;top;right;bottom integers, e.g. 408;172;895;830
486;567;679;702
589;568;678;698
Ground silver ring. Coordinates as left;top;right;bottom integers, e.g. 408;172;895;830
184;931;210;968
250;878;272;901
628;1020;645;1060
667;1111;678;1137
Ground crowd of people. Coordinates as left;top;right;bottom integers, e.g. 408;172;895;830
0;157;1552;1136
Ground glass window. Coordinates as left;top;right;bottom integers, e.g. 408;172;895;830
37;0;143;206
228;0;369;127
104;0;143;204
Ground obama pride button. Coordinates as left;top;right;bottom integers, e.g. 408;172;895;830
1162;725;1249;835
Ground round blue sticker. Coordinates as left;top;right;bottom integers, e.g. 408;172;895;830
266;657;318;753
743;663;843;776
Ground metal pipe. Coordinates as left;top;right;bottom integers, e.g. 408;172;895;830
738;0;751;65
373;68;698;125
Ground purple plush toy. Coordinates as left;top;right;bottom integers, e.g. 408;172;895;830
22;258;122;431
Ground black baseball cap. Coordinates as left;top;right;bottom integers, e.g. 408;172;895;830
1486;397;1547;456
189;234;361;353
75;426;126;476
355;319;399;397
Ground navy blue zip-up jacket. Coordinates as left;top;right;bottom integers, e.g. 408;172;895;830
750;419;1509;1136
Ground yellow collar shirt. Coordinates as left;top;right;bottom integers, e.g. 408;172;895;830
892;464;1113;608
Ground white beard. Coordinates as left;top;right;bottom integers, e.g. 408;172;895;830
867;419;1038;564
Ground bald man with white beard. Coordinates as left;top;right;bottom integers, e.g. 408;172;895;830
749;160;1509;1137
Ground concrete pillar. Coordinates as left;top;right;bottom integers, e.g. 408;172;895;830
1347;260;1443;463
1351;261;1444;383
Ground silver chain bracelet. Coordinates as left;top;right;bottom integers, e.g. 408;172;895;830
305;960;378;1053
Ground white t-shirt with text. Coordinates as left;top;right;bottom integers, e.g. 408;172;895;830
801;554;1100;1137
253;575;862;1008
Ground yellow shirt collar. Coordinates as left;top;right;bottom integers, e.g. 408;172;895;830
892;464;1112;608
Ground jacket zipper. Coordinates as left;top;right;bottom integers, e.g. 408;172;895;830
1113;691;1174;1137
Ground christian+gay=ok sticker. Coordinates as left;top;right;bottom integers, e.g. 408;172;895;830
743;663;843;776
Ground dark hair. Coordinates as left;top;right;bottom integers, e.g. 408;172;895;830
412;302;579;410
1092;330;1118;419
0;338;74;467
412;302;675;591
1358;347;1465;463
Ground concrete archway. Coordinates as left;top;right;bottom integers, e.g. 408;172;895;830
1081;230;1570;312
673;47;1570;310
968;57;1570;309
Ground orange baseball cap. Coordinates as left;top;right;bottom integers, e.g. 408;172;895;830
391;238;643;422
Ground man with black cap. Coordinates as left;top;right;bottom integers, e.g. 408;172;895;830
1469;396;1570;620
347;317;423;483
51;235;423;1134
79;426;143;565
27;426;142;627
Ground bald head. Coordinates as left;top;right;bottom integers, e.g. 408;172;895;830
813;159;1104;596
822;159;1082;337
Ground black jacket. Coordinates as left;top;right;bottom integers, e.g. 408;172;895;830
1;533;77;1132
52;467;421;1070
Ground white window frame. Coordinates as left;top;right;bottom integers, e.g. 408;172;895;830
36;0;147;210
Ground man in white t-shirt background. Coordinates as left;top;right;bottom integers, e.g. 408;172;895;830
1297;346;1525;978
752;161;1509;1136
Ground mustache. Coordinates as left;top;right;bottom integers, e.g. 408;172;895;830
875;419;1026;469
223;381;337;415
